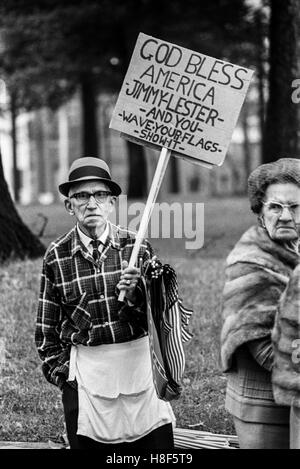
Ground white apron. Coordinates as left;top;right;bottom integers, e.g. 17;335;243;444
68;336;175;443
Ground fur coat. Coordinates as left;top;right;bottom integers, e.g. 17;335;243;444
221;225;299;372
272;264;300;408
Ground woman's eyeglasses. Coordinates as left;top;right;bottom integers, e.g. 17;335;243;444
263;201;300;216
70;191;112;205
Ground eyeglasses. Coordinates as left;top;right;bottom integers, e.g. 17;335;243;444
262;201;300;216
70;191;112;205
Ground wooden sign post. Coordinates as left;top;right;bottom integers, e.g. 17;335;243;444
123;147;171;264
110;33;254;301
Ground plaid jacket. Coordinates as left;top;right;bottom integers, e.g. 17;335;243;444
35;222;153;389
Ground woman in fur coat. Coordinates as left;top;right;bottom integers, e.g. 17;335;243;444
272;264;300;449
220;158;300;449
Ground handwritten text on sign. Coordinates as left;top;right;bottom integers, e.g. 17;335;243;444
110;33;254;166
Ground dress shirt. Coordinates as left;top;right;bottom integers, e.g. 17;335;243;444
76;223;109;255
35;222;152;389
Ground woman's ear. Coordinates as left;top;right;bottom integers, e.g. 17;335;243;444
64;198;74;215
258;214;266;229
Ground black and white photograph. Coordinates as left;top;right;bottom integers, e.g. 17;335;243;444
0;0;299;455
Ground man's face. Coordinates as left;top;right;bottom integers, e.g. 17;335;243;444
65;180;116;237
261;182;300;242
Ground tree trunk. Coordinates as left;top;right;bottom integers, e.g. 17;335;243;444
10;91;20;203
0;149;45;262
80;72;99;156
242;107;251;186
257;61;265;161
169;156;180;193
254;10;266;162
115;26;148;198
262;0;300;163
57;104;69;202
126;140;148;198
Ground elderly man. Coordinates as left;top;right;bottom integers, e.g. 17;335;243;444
35;157;175;449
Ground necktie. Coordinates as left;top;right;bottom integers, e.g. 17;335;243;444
91;239;101;263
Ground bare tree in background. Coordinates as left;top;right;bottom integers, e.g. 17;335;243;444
263;0;300;162
0;149;45;261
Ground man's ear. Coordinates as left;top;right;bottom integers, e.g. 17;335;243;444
64;198;74;215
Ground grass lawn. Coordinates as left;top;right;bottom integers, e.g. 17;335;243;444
0;195;256;442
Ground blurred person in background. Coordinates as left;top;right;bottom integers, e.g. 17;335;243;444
220;158;300;449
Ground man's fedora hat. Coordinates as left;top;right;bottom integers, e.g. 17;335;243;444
58;157;122;197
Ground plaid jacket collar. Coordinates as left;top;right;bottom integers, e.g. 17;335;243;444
70;221;121;259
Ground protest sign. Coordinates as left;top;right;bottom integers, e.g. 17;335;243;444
110;32;254;167
110;33;254;300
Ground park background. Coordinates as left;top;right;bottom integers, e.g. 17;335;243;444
0;0;299;445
